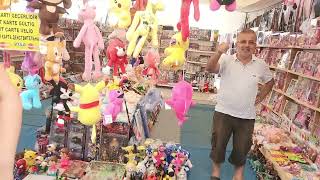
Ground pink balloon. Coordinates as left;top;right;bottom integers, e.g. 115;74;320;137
104;90;124;124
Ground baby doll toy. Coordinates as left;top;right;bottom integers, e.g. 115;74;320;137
20;74;42;110
47;156;58;176
59;148;70;169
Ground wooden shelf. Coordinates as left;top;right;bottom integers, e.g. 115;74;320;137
269;65;320;82
186;61;206;65
261;103;282;117
257;45;320;51
187;49;215;54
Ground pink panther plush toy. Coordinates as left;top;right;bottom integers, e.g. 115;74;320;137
73;1;104;81
210;0;236;12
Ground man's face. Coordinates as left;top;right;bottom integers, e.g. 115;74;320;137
236;33;257;56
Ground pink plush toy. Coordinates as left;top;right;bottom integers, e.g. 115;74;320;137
104;90;124;124
106;38;128;76
22;51;42;75
177;0;200;42
142;49;160;81
210;0;236;12
166;80;195;127
73;1;104;81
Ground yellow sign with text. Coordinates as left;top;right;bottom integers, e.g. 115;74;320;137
0;12;40;51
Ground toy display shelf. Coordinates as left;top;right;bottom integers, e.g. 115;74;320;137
257;45;320;51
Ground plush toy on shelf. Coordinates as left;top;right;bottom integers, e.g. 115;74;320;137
5;66;24;92
177;0;200;42
106;38;128;76
73;2;104;81
142;49;161;81
27;0;72;37
126;0;164;58
210;0;236;12
104;90;124;124
22;51;42;75
166;80;195;127
70;81;106;143
23;150;38;168
108;0;131;28
20;74;42;110
162;32;189;71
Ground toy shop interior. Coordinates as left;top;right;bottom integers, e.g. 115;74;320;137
1;0;320;179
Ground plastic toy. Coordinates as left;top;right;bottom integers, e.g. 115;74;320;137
162;32;189;70
27;0;72;36
45;144;57;158
166;80;195;126
177;0;200;41
71;81;106;143
104;90;124;123
106;38;128;76
59;148;70;169
20;74;42;110
22;51;41;75
126;0;164;58
108;0;131;28
24;150;38;168
6;66;23;92
73;2;104;81
210;0;236;12
47;156;58;176
142;49;160;81
14;158;27;179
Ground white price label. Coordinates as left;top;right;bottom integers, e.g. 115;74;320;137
165;103;171;110
103;114;113;125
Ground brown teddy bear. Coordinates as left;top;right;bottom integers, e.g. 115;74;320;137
27;0;72;37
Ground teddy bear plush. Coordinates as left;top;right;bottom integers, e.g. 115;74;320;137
177;0;200;42
210;0;236;12
108;0;131;28
126;0;164;58
27;0;72;37
162;32;189;70
106;38;128;76
73;2;104;81
20;74;42;110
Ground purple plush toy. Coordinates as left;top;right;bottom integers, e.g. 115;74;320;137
22;51;42;75
26;0;37;12
103;90;124;124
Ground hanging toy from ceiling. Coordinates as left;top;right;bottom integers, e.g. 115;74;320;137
210;0;236;12
27;0;72;37
130;0;148;16
106;38;128;76
70;81;106;143
0;0;18;10
177;0;200;42
142;48;161;81
73;0;105;82
162;32;189;71
126;0;164;58
108;0;132;28
20;74;42;110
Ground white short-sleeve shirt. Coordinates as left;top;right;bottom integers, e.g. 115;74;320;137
215;53;273;119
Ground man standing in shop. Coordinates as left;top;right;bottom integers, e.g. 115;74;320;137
206;29;274;180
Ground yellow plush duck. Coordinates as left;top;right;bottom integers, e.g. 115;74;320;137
162;32;189;71
6;66;23;92
108;0;131;28
71;81;106;143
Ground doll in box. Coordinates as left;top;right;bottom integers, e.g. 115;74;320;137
47;156;58;176
59;148;70;169
293;107;313;130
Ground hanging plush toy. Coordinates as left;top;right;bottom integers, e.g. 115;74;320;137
177;0;200;42
210;0;236;12
142;49;160;81
126;0;164;58
108;0;131;28
104;90;124;124
27;0;72;37
73;2;104;81
106;38;128;76
6;66;24;92
0;0;18;10
70;81;106;143
166;80;195;127
162;32;189;71
22;51;42;75
20;74;42;110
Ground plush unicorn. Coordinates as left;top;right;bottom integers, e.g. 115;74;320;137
20;74;42;110
73;2;104;81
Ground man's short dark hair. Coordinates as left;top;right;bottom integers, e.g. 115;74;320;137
238;29;257;41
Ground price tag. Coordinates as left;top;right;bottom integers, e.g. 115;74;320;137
165;103;171;110
103;114;113;125
57;119;64;125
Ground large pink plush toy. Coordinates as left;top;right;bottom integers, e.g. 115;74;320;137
210;0;236;12
104;90;124;123
177;0;200;42
142;49;160;81
166;80;195;127
106;38;128;76
73;2;104;81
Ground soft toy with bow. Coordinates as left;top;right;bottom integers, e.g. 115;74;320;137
126;0;164;58
20;74;42;110
27;0;72;37
210;0;236;12
162;32;189;71
74;2;104;81
177;0;200;42
142;49;160;81
106;38;128;76
108;0;131;28
104;90;124;124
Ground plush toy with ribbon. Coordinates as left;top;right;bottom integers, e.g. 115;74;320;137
106;38;128;76
126;0;164;58
70;81;106;143
22;51;42;75
20;74;42;110
6;66;24;92
142;49;160;81
104;90;124;124
210;0;236;12
162;32;189;70
108;0;131;28
166;80;195;127
73;2;104;81
177;0;200;42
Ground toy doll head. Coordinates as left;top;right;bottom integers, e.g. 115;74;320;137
47;144;57;152
60;148;69;159
48;156;58;165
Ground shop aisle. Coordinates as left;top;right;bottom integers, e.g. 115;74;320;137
181;104;257;180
